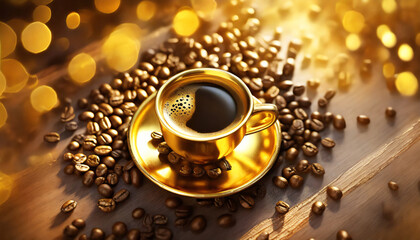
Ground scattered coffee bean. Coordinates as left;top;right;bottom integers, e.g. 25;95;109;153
289;175;304;188
98;184;113;197
61;199;77;213
126;229;141;240
112;222;127;237
107;173;119;185
165;197;182;209
153;214;168;225
218;157;232;171
175;217;188;227
311;163;325;176
96;164;108;177
205;165;222;179
326;186;343;200
97;198;116;212
302;142;318;157
130;168;142;187
311;201;326;215
293;85;305;96
321;138;335;148
94;145;112;156
310;119;324;131
132;208;145;219
82;170;95;186
336;230;352;240
226;198;238;212
72;218;86;229
65;121;78;131
239;194;255;209
64;164;75;175
324;89;336;100
318;97;328;107
95;177;106;186
190;215;207;233
122;171;131;184
385;107;396;118
282;166;296;179
275;200;290;214
151;131;164;142
273;176;288;189
113;189;130;203
175;205;193;218
61;106;75;122
168;151;182;164
285;147;299;161
333;114;346;130
388;181;399;191
79;234;89;240
44;132;60;143
357;115;370;125
296;159;310;172
217;214;235;228
155;227;173;240
63;224;79;237
157;142;171;155
73;153;87;164
90;228;105;240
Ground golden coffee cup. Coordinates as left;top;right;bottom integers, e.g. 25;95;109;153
155;68;278;164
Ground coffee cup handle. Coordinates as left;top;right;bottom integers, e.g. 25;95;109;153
245;103;278;135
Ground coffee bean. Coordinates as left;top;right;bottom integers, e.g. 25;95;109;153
83;135;97;151
130;168;142;187
191;165;205;177
165;197;182;209
357;115;370;125
289;175;304;188
96;164;108;177
82;170;95;186
321;138;335;148
196;198;213;206
98;133;113;145
317;96;329;108
190;215;206;233
326;186;343;200
63;224;79;237
113;189;130;203
218;157;232;171
65;121;78;131
63;153;74;162
112;222;127;237
273;95;287;108
385;107;396;118
132;208;145;219
75;163;90;172
73;153;87;164
98;184;114;198
153;214;168;225
388;181;399;191
294;108;308;120
311;111;322;121
123;160;135;171
87;121;100;135
310;119;324;131
157;142;171;154
44;132;60;143
298;97;311;108
275;200;290;214
282;166;296;179
151;131;164;142
278;80;293;90
217;214;236;228
324;89;336;100
79;111;95;121
239;194;255;209
336;230;352;240
213;197;225;208
311;201;325;215
311;163;325;176
122;171;131;184
226;197;238;212
296;159;310;172
106;173;119;185
175;205;193;218
324;112;333;124
61;199;77;213
71;218;86;230
333;114;346;130
293;85;305;96
112;139;124;150
155;227;172;240
94;145;112;156
95;177;106;186
142;214;153;226
78;98;88;109
175;217;188;227
79;234;89;240
91;228;105;240
61;106;75;122
309;131;321;144
97;198;116;212
167;151;182;164
284;147;298;161
302;142;318;157
264;86;280;101
273;176;288;188
256;232;269;240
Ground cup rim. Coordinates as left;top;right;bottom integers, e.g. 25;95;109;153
155;68;254;142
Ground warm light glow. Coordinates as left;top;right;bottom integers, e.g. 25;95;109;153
0;171;13;205
30;85;58;112
32;5;51;23
342;10;365;33
395;72;418;96
68;53;96;84
0;72;6;96
32;0;53;5
0;22;17;58
381;31;396;48
66;12;80;29
56;37;70;51
376;24;390;39
382;0;397;13
382;62;395;78
397;44;413;62
136;1;156;21
0;102;7;129
21;21;52;54
94;0;120;14
191;0;217;20
173;8;200;37
416;33;420;46
345;33;361;51
1;59;29;93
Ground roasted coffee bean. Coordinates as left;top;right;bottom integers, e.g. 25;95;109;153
333;114;346;130
72;218;86;229
113;189;130;203
107;173;119;185
65;121;78;131
311;111;323;121
130;168;142;187
213;197;225;208
142;214;153;226
357;115;370;125
91;228;105;240
79;111;95;121
309;131;321;144
167;151;181;164
64;164;75;175
327;186;343;200
273;176;288;188
278;80;293;90
302;142;318;157
73;153;87;164
165;197;182;209
112;222;127;237
95;177;106;186
324;112;333;124
285;147;299;161
321;138;335;148
196;198;213;206
264;86;280;101
109;115;123;128
190;215;207;233
310;119;324;131
296;159;310;172
94;145;112;156
111;150;123;159
83;135;97;151
78;98;88;109
175;205;193;218
79;234;89;240
82;170;95;186
275;200;290;214
99;117;112;130
123;161;135;171
98;133;113;145
126;229;140;240
98;198;116;212
44;132;60;143
294;108;308;120
151;131;164;142
112;139;124;150
190;165;204;177
256;232;269;240
98;184;114;198
153;214;168;225
385;107;396;118
239;194;255;209
61;106;75;122
282;91;295;102
157;142;171;154
205;166;222;179
63;152;74;161
61;199;77;213
312;201;326;215
388;181;399;191
225;197;238;212
96;164;108;177
175;217;188;227
63;224;79;237
217;214;236;228
94;111;104;122
318;97;328;107
89;104;99;112
324;89;336;100
87;121;100;135
273;95;287;108
282;166;296;179
75;163;90;172
122;171;131;184
99;103;113;116
293;85;305;96
114;164;123;176
178;162;192;176
155;227;172;240
103;156;116;168
336;230;352;240
311;163;325;176
298;97;311;108
132;208;145;219
218;157;232;171
289;175;304;188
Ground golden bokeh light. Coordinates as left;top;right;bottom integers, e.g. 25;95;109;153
56;37;70;51
342;10;365;33
94;0;120;14
382;0;397;13
0;171;13;205
68;53;96;84
376;24;390;39
0;102;7;128
66;12;81;29
382;62;395;78
0;72;6;96
397;44;413;62
136;1;157;21
0;22;17;58
30;85;58;112
345;33;361;51
381;31;396;48
1;59;29;93
191;0;217;20
395;72;418;96
173;8;200;37
21;22;52;54
32;0;53;5
32;5;51;23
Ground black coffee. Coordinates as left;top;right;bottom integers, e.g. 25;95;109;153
163;83;241;136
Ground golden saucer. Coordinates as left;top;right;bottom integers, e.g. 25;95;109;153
128;93;281;198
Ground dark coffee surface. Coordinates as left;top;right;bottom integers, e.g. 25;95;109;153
186;84;238;133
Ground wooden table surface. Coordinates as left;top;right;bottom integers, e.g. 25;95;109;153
1;2;420;240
